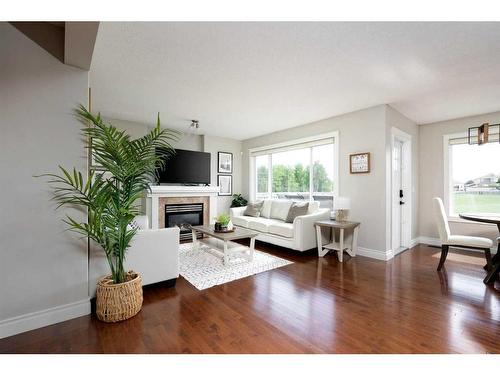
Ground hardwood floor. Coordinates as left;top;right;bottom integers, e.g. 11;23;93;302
1;243;500;354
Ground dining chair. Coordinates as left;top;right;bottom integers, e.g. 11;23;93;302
432;197;493;271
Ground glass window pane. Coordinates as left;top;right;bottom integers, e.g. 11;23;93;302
271;148;310;199
312;143;334;210
255;155;269;200
450;142;500;215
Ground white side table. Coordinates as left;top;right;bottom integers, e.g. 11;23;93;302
314;220;360;262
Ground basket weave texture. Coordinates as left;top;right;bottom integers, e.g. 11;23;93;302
96;271;143;322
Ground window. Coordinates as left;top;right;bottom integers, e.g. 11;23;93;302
445;132;500;216
250;133;338;209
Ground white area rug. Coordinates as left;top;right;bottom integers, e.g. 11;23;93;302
179;241;293;290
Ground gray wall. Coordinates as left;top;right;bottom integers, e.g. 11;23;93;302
202;135;242;214
0;23;89;328
241;105;389;253
419;111;500;242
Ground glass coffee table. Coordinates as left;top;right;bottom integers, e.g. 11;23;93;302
189;225;259;266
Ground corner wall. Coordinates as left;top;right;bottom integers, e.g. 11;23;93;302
241;105;390;257
0;23;90;338
419;111;500;243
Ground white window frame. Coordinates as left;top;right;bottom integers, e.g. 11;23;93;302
443;131;500;223
248;131;339;201
444;131;470;220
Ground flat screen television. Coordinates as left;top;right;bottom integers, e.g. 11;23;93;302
157;149;211;185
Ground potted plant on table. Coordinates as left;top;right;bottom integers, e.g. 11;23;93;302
39;105;178;322
214;213;232;232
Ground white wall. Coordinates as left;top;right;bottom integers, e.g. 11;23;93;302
419;111;500;242
0;23;90;338
241;105;390;256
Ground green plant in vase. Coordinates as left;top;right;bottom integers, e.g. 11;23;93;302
230;193;248;208
214;213;231;231
37;105;179;322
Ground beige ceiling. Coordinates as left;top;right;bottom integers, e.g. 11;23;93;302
90;22;500;140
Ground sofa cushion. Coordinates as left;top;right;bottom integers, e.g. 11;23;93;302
285;202;309;223
232;216;262;228
270;200;293;221
268;222;294;238
243;201;263;217
248;218;279;233
260;199;272;218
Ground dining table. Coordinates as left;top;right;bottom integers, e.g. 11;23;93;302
459;213;500;284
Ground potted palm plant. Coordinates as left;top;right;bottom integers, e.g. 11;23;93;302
40;105;178;322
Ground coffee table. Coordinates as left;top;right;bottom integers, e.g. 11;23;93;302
189;225;259;266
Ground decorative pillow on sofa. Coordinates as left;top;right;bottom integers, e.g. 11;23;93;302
285;202;309;223
270;200;293;221
243;201;264;217
260;199;272;218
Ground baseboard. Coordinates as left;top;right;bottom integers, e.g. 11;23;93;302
357;247;394;261
409;237;420;249
416;236;441;247
0;298;90;339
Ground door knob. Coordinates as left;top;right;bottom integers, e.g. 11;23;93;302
399;201;405;205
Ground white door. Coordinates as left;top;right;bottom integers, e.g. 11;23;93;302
392;139;405;253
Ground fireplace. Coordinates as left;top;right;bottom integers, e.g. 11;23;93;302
165;203;204;241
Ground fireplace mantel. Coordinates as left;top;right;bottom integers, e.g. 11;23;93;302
145;185;219;229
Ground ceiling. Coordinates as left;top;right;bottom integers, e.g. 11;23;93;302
90;22;500;140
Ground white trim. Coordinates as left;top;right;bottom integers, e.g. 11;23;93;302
409;237;420;249
390;127;412;255
248;131;340;201
0;298;90;339
357;247;394;261
443;131;469;217
248;131;339;155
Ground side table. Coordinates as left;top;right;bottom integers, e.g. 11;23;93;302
314;220;360;262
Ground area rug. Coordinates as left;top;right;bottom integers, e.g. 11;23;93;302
179;241;293;290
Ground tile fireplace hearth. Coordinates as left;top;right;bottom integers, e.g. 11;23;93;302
145;185;219;231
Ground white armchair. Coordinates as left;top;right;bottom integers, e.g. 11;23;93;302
89;216;180;297
432;197;493;271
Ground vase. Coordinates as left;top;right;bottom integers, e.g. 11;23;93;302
96;270;143;323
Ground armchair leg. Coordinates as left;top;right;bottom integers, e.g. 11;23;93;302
484;262;500;284
437;245;449;271
484;248;493;271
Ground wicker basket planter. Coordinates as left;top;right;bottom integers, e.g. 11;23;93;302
96;270;143;323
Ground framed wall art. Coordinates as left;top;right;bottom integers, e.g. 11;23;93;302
218;174;232;196
349;152;370;174
218;152;233;174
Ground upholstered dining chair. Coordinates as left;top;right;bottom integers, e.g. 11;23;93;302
432;197;493;271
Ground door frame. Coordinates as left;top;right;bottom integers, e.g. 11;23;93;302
391;127;412;254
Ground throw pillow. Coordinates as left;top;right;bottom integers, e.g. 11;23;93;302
285;202;309;223
243;201;264;217
260;199;272;218
270;200;293;221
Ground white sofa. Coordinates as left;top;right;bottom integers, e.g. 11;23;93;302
230;199;330;251
89;215;179;297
